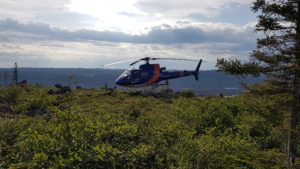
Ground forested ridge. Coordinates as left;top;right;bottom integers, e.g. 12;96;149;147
0;85;297;168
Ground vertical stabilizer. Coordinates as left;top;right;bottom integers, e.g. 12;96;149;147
194;59;202;81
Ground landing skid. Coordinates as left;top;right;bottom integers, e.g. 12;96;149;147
118;81;170;93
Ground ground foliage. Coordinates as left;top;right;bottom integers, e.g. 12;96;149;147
0;85;298;168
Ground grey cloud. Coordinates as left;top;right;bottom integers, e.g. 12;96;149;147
134;0;252;18
0;19;257;51
0;40;252;69
1;0;70;10
188;4;257;25
0;19;130;42
0;0;98;29
139;26;251;44
33;11;98;28
0;0;70;20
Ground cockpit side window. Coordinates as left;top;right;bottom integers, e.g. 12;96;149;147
140;72;149;78
130;70;140;79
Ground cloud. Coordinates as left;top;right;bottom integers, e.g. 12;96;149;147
0;0;260;69
0;41;250;69
189;4;257;25
32;11;98;29
135;0;253;18
0;0;256;34
0;0;70;20
0;19;258;69
0;19;256;48
0;0;97;29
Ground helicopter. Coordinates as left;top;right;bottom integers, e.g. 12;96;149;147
105;57;202;87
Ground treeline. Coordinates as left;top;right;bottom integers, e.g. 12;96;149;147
0;85;296;168
0;62;18;87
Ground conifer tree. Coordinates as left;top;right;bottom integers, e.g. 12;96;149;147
12;62;18;85
217;0;300;165
4;71;8;87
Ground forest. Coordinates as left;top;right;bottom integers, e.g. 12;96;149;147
1;0;300;168
0;85;297;168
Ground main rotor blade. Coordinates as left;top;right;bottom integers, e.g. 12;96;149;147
103;59;136;67
129;60;141;66
152;58;200;62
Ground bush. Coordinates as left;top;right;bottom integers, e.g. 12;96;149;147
0;87;293;168
0;87;23;105
179;90;196;98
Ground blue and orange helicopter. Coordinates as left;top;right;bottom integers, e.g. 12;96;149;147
105;57;203;87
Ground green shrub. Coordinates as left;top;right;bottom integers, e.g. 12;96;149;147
0;87;23;105
179;90;196;98
0;87;293;168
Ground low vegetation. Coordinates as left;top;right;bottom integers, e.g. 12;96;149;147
0;85;298;168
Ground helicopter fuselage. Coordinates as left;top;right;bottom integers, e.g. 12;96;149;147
116;63;198;87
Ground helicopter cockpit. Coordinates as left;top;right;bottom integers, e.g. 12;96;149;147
116;68;142;85
120;68;138;79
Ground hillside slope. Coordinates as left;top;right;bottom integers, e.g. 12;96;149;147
0;85;295;168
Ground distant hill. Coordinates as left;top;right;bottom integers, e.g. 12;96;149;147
0;68;263;95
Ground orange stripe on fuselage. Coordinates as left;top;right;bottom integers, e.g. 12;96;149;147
146;64;160;84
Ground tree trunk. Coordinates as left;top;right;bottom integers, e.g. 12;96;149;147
288;0;300;166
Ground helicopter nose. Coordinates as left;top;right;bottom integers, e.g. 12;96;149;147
116;77;127;86
116;80;122;85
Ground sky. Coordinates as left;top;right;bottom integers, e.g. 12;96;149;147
0;0;259;69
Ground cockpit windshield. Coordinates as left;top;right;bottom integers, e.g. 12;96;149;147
120;68;139;80
120;70;131;78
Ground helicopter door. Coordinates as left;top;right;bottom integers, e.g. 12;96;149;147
130;69;141;83
140;71;149;79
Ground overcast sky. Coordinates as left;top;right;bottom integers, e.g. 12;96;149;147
0;0;258;69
